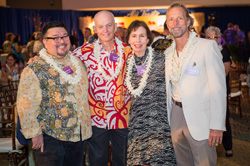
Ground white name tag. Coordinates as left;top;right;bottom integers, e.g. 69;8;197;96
185;65;200;76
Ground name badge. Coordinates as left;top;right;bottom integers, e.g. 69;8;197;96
63;66;74;74
110;53;119;62
185;65;200;76
137;65;146;75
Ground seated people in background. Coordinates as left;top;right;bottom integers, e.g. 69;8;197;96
206;26;233;157
1;53;24;81
33;32;44;56
2;32;14;54
0;62;8;84
23;33;36;60
12;35;24;64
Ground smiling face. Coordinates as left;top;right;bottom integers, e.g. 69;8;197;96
43;27;70;59
93;11;117;43
166;6;190;38
128;26;149;57
7;55;16;67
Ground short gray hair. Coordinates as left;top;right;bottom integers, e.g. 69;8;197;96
205;26;221;38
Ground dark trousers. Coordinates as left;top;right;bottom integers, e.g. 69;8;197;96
88;126;128;166
223;98;233;151
35;133;87;166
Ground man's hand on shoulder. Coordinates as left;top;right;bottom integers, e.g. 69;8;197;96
26;56;39;66
208;129;223;147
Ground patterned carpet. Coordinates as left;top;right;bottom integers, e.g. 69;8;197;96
217;97;250;166
1;98;249;166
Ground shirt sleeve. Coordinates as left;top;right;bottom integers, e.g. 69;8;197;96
205;41;227;131
16;67;42;139
221;47;231;63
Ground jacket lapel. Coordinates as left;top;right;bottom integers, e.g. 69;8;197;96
179;37;198;85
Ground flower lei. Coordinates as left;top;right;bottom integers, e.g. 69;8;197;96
39;48;82;85
94;37;124;81
165;31;197;83
125;47;154;98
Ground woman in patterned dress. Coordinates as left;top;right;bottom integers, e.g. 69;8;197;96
125;20;176;166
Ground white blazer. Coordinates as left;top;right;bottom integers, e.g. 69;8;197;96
165;37;227;141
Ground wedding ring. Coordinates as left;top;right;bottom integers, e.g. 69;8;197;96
38;145;41;148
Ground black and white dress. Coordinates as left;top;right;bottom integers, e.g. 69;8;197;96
127;49;176;166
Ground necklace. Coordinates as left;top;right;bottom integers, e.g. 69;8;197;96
165;31;197;83
94;37;124;82
125;47;154;98
39;48;82;85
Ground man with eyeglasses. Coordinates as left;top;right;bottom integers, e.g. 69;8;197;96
17;21;92;166
73;11;131;166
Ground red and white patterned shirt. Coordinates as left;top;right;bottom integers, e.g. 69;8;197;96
73;39;131;129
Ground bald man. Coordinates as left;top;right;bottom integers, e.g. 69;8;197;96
73;11;131;166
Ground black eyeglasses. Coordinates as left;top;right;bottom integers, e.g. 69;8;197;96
44;35;69;43
206;36;219;39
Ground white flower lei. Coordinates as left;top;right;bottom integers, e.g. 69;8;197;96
94;37;124;81
125;47;154;98
165;31;197;83
39;48;82;85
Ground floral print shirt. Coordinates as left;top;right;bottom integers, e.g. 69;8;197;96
73;40;131;129
17;52;92;142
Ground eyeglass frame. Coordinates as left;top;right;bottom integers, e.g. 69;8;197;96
44;35;70;43
206;36;219;39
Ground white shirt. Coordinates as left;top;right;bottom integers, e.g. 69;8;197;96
171;49;182;102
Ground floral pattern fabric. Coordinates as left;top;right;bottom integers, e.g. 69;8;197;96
17;52;92;142
73;40;131;129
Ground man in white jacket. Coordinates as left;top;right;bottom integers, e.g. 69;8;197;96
165;3;227;166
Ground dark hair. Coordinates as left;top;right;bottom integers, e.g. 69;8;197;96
42;21;67;37
13;35;20;44
164;21;168;31
6;33;13;41
85;27;91;33
151;30;161;37
166;3;191;22
125;20;153;46
7;53;19;64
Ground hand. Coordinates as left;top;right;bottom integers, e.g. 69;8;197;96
208;129;223;147
32;134;44;152
27;56;39;65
